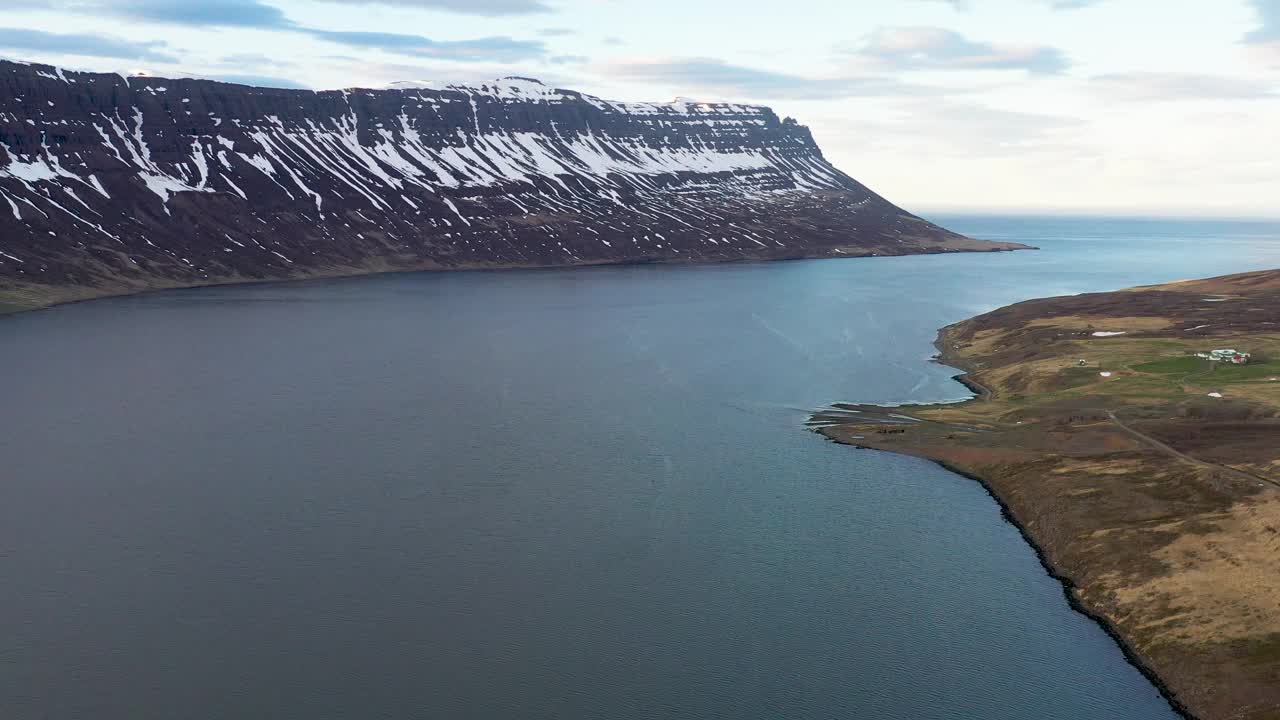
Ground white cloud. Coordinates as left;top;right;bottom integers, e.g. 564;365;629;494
597;57;923;100
1089;72;1278;102
850;27;1068;74
1245;0;1279;42
315;0;552;14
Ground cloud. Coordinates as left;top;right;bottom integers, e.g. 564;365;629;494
86;0;291;28
538;28;576;37
314;0;552;15
46;0;548;63
1245;0;1280;42
306;30;545;62
74;0;551;23
219;52;288;66
0;27;178;63
1089;72;1279;102
852;27;1068;74
599;57;917;100
849;97;1084;157
918;0;1099;10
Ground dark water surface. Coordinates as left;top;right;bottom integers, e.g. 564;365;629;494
4;216;1279;719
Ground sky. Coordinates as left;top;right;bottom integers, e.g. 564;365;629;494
2;0;1278;217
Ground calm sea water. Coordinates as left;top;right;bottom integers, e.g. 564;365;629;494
3;215;1279;719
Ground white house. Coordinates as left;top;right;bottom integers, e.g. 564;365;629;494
1209;349;1251;365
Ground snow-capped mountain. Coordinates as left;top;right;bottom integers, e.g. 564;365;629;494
0;60;1025;307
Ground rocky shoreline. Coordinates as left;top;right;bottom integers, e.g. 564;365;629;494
813;269;1280;720
819;433;1196;719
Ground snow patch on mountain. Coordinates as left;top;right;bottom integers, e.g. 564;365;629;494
0;59;991;304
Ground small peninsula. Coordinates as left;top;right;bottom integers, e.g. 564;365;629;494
812;269;1280;720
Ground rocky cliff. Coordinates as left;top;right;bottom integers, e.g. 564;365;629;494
0;60;1025;308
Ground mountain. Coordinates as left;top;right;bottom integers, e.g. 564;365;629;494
0;60;1027;309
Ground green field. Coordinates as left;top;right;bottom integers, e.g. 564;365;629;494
1131;353;1280;384
1133;355;1207;374
1208;361;1280;382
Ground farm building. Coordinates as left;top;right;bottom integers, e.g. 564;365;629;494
1208;349;1251;364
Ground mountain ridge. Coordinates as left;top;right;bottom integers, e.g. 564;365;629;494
0;59;1027;309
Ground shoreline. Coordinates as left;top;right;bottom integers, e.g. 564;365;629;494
815;362;1194;719
944;454;1197;720
813;269;1280;720
817;427;1196;720
0;243;1032;317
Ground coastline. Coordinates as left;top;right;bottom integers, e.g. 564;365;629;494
0;242;1031;317
819;430;1196;720
813;270;1280;720
816;364;1194;718
933;335;1194;720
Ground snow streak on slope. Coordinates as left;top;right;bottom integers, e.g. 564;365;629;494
0;61;984;301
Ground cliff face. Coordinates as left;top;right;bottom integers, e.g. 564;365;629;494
0;60;1022;307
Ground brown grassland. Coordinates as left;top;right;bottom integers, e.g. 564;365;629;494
813;269;1280;720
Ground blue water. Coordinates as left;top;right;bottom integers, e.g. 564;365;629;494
2;215;1278;719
